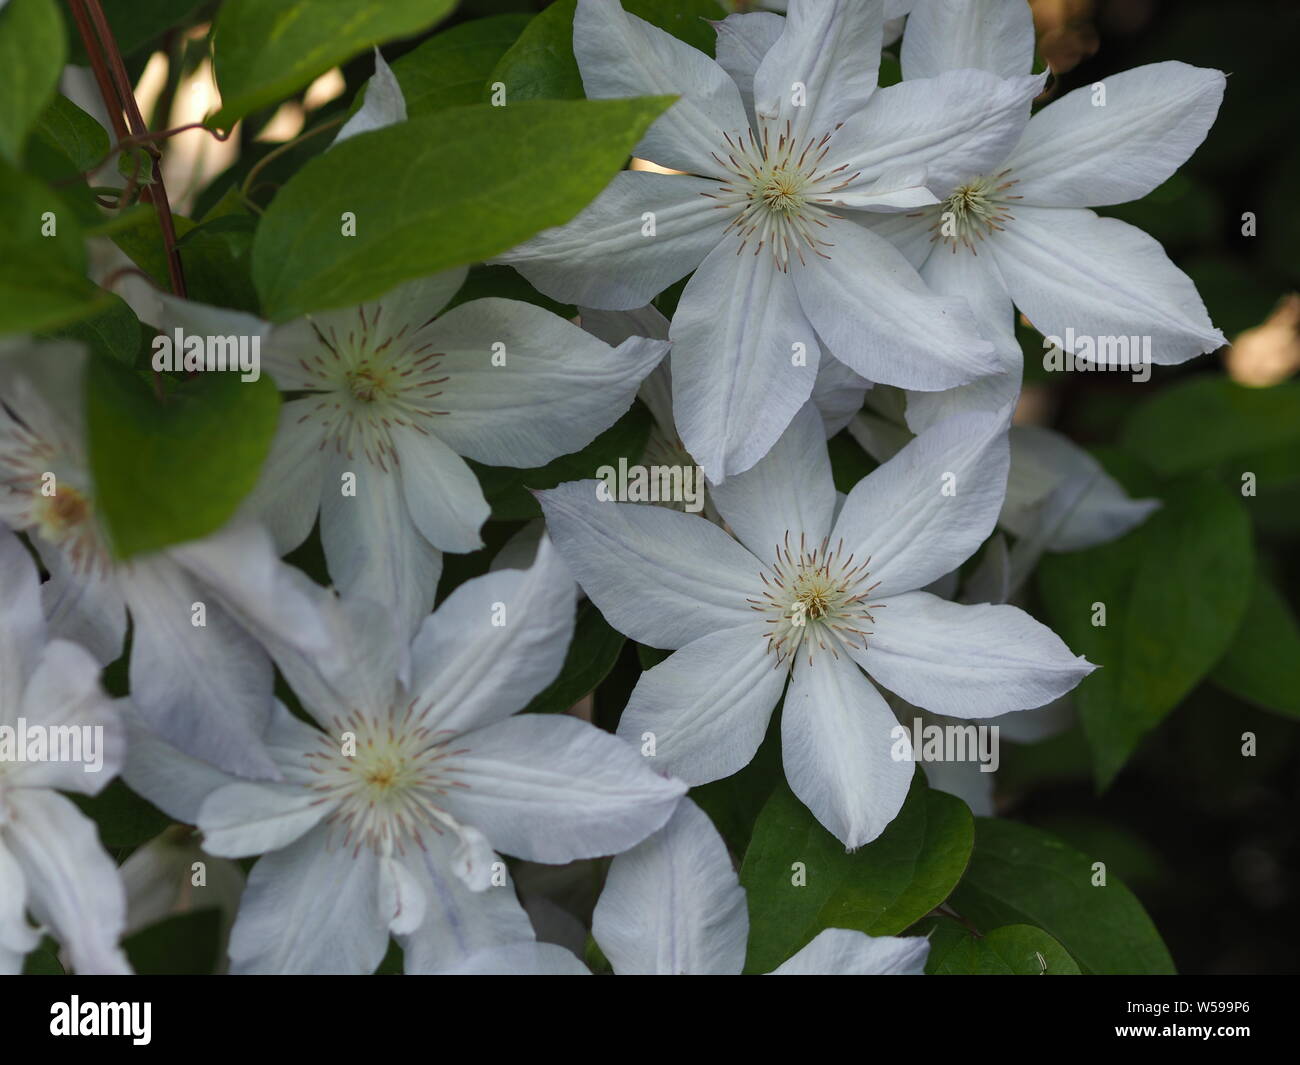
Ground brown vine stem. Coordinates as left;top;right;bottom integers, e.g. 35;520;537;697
67;0;188;299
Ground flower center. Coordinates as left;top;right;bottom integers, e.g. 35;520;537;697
306;707;469;857
294;305;450;470
925;170;1023;253
750;532;881;669
704;120;859;270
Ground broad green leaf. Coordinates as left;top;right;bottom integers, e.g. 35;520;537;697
1121;376;1300;477
32;93;110;173
0;157;105;335
251;96;673;320
470;401;653;521
0;0;64;163
392;13;532;114
210;0;458;127
740;775;974;973
1037;476;1254;788
1211;573;1300;718
86;356;281;557
948;818;1175;974
110;207;197;288
918;918;1080;975
523;600;626;714
41;291;142;365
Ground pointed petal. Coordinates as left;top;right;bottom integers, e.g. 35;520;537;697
332;48;406;147
0;523;43;711
710;403;837;558
574;0;749;175
781;656;913;848
6;790;130;974
423;297;667;466
198;778;329;858
671;239;820;480
593;799;747;975
770;928;930;974
833;409;1011;598
991;206;1225;364
441;713;685;864
713;11;786;122
791;219;998;391
38;545;128;666
239;399;327;555
393;426;489;554
852;590;1094;717
408;535;575;734
1007;62;1225;208
536;479;758;649
901;0;1036;80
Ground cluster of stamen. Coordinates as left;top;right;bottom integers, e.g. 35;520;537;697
749;532;882;669
703;120;860;270
304;704;470;858
293;303;450;470
922;169;1023;254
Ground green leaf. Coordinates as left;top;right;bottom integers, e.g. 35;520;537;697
393;13;532;114
523;600;626;714
32;94;111;173
0;0;64;163
40;291;142;366
68;780;173;852
1211;574;1300;718
918;918;1081;975
210;0;458;127
1037;476;1254;787
251;96;673;320
0;157;105;335
86;357;281;558
1121;376;1300;477
124;909;222;975
66;0;204;63
739;774;974;973
948;818;1175;974
469;401;653;521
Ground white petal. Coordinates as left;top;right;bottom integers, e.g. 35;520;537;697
781;655;913;848
833;409;1011;598
0;836;39;973
670;239;820;480
422;297;667;466
393;426;489;553
120;706;242;824
436;941;590;975
833;69;1044;203
398;834;536;973
811;357;870;436
5;790;130;974
501;171;729;309
14;640;122;792
617;623;786;785
791;219;998;391
1007;62;1225;208
409;535;575;735
239;400;327;555
379;854;427;937
593;799;747;975
0;523;43;711
574;0;749;175
713;11;786;122
332;48;406;147
991;206;1225;364
902;0;1035;80
770;928;930;974
441;713;685;864
319;450;443;642
39;545;128;666
537;479;758;649
226;825;387;974
710;403;837;557
124;556;279;779
854;590;1094;717
752;0;882;139
198;779;329;858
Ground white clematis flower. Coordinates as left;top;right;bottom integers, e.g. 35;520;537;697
502;0;1048;480
594;798;930;974
0;342;331;779
0;524;130;974
122;537;686;974
538;404;1093;847
246;269;667;639
875;0;1227;430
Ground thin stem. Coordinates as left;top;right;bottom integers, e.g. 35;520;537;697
239;114;345;208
